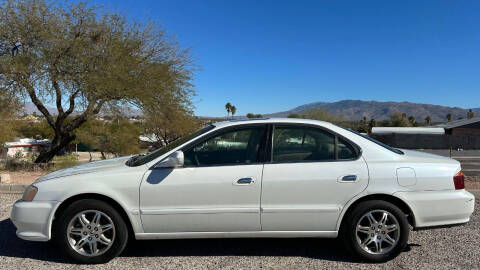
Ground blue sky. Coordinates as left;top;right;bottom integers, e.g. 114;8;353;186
89;0;479;116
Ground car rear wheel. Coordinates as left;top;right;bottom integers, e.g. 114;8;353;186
341;200;409;262
54;199;128;264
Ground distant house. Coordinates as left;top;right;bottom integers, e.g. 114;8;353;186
4;138;51;158
370;119;480;149
371;127;445;135
436;117;480;135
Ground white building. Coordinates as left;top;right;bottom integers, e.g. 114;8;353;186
4;138;51;158
371;127;445;135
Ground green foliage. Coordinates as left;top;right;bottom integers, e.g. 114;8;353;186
15;120;54;139
52;154;79;170
407;116;416;126
0;0;195;162
425;116;432;125
1;154;78;171
0;88;20;145
246;113;263;118
230;106;237;117
225;103;237;118
75;118;141;157
389;112;411;127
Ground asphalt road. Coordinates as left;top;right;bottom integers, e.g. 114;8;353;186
1;193;479;270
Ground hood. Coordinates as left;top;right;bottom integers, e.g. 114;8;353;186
35;156;132;183
400;149;459;165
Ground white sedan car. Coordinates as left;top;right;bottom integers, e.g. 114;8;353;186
11;118;475;263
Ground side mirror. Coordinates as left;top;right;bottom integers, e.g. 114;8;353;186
154;151;184;168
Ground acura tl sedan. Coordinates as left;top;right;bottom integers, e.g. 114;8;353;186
11;118;475;264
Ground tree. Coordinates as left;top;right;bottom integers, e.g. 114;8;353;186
246;113;262;118
425;116;432;126
75;118;140;159
225;102;232;118
390;113;411;127
368;118;376;132
359;116;367;126
230;105;237;119
287;113;301;118
446;113;452;122
0;87;20;145
0;0;194;162
142;100;200;148
467;109;474;119
16;119;54;140
407;116;416;125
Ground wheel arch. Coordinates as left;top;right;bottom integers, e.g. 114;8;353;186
51;193;136;241
337;193;416;232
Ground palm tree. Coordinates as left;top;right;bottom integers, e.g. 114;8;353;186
230;106;237;119
425;116;432;126
225;102;232;118
446;113;452;122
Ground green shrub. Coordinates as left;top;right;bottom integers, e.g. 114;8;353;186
0;154;78;172
52;154;79;170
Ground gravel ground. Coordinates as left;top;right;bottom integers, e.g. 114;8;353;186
0;193;479;270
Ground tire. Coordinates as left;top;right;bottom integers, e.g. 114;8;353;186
54;199;129;264
341;200;409;262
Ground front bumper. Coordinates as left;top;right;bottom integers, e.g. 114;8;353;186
10;200;60;241
394;189;475;228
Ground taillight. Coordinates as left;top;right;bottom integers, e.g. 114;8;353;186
453;171;465;190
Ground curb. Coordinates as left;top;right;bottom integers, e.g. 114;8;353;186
0;184;28;194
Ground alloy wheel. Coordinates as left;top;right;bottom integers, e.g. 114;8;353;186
66;210;116;257
355;209;400;255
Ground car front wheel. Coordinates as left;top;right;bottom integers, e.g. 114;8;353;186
342;200;410;262
54;199;129;264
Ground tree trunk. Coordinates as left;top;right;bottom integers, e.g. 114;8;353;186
35;134;76;163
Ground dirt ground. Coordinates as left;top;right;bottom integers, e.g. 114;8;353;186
0;171;46;184
466;176;480;189
0;152;114;184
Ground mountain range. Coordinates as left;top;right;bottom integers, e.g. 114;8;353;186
267;100;480;122
22;100;479;123
22;102;142;117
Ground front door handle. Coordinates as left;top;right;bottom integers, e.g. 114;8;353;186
235;177;254;185
340;175;358;182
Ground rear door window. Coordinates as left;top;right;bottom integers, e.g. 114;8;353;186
272;125;359;162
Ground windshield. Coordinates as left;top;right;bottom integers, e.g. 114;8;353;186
128;125;215;166
335;125;404;155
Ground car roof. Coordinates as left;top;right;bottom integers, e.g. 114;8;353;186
212;118;330;128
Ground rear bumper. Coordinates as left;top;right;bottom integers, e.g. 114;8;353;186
394;189;475;228
10;200;60;241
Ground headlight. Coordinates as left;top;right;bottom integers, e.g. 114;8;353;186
22;185;38;201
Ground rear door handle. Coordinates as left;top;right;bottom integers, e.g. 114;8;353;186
235;177;255;185
340;175;358;182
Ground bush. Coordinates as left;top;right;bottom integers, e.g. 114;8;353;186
0;154;78;172
52;154;79;170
